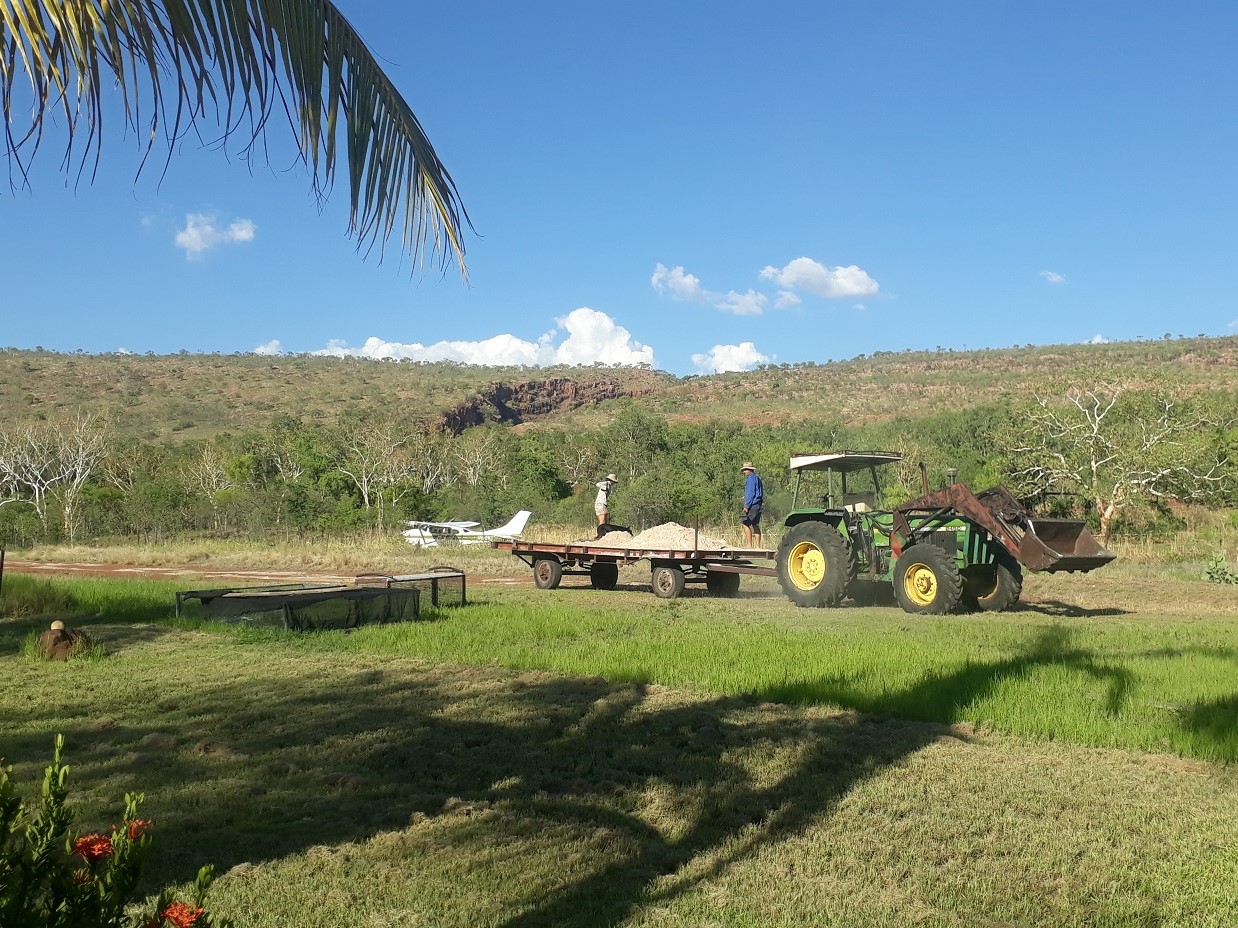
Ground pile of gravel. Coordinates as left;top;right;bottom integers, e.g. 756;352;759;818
575;522;729;549
622;522;729;550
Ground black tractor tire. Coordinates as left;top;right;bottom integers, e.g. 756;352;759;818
705;570;741;597
533;557;563;590
651;565;686;599
777;521;851;608
590;561;619;591
961;559;1023;612
893;544;963;615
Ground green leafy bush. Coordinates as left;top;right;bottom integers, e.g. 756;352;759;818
1204;555;1238;585
0;736;231;927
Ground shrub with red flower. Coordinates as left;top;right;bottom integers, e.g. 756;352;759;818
160;901;206;927
1;735;233;928
73;832;115;863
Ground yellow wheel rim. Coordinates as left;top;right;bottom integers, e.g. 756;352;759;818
789;541;827;590
902;562;938;606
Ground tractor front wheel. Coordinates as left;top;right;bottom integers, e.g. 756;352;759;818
893;545;963;615
961;559;1023;612
777;521;850;608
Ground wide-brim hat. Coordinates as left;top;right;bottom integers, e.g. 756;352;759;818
606;474;618;482
741;461;755;471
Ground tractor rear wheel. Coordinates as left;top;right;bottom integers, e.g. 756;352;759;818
777;521;850;608
961;559;1023;612
893;545;963;615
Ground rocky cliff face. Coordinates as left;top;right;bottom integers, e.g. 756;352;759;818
435;378;647;435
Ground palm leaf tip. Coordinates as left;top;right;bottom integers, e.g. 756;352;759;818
0;0;470;276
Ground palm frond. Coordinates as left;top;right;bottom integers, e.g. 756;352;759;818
0;0;469;274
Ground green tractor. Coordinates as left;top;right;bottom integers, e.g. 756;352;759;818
775;451;1117;614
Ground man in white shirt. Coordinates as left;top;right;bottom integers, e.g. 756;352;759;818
595;474;617;525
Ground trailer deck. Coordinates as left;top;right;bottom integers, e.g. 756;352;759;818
494;539;776;598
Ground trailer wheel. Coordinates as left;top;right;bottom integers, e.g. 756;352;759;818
777;521;850;607
651;565;686;599
893;545;963;615
590;561;619;590
705;571;741;597
961;559;1023;612
533;557;563;590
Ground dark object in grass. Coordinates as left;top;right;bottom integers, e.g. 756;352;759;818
36;620;92;661
597;522;631;539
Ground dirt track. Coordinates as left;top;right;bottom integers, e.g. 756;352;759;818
1;559;527;586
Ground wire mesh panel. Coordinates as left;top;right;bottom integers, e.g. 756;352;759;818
176;583;420;630
353;567;467;608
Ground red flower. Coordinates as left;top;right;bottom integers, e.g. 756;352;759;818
72;833;114;862
160;901;205;928
127;818;153;840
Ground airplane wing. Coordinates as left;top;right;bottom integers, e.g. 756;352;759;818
405;520;481;530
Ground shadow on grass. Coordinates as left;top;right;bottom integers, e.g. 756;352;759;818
1184;694;1238;741
1015;599;1132;618
4;622;1198;927
762;624;1136;720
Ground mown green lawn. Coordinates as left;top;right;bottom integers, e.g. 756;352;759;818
2;568;1237;927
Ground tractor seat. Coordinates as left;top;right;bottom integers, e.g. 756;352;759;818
843;491;875;513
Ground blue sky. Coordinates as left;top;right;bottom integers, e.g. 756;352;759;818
3;1;1237;375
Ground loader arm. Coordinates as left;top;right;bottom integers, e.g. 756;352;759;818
893;484;1116;573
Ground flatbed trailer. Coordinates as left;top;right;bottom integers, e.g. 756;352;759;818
494;539;777;599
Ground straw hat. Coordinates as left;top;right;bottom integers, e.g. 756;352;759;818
741;461;755;472
606;474;618;482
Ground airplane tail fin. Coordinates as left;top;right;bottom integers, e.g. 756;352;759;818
487;510;532;538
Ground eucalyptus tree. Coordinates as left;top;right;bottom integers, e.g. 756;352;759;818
2;0;468;271
1002;382;1232;542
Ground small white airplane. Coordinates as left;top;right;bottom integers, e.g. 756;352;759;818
402;510;532;548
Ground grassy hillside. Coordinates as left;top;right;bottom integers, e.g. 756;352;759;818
641;336;1238;428
2;336;1236;438
0;351;672;439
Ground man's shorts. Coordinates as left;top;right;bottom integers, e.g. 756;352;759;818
742;503;762;527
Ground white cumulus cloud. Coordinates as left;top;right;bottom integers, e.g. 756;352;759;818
651;263;768;316
252;339;283;356
759;257;879;299
311;307;655;368
175;213;256;259
691;342;769;374
714;289;768;316
774;290;801;309
1040;270;1066;285
1086;333;1110;344
650;263;706;301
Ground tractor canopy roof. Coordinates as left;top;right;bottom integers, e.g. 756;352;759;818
788;451;902;474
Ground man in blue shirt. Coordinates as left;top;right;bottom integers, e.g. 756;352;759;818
741;461;764;548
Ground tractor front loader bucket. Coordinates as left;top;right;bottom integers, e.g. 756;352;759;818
1016;518;1117;573
894;483;1116;574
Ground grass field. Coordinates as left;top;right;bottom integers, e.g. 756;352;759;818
2;551;1237;927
